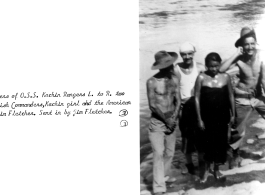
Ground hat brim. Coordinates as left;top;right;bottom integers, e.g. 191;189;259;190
151;52;178;70
235;30;256;48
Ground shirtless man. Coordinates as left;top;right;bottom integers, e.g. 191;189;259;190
174;42;205;176
147;50;181;195
219;27;265;167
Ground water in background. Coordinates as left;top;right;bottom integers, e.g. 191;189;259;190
139;0;265;152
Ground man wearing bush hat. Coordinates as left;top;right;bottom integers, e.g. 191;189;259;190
147;50;181;195
219;26;265;168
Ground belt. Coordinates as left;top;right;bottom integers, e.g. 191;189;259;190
237;87;256;95
235;86;257;99
235;93;255;99
151;111;174;121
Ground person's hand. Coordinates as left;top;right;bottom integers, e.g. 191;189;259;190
164;118;177;135
198;120;205;131
237;46;244;56
166;118;176;130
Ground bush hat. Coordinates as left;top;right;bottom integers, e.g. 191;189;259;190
151;51;178;70
235;27;257;48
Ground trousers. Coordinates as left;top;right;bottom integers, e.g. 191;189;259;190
235;96;265;142
148;116;176;193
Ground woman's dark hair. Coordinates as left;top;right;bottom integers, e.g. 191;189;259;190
205;52;222;67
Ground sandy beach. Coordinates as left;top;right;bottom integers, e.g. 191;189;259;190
140;112;265;195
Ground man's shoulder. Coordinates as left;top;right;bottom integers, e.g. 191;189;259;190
174;62;182;70
147;75;156;82
173;64;182;78
146;76;157;87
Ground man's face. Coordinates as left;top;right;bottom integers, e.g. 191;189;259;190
243;37;256;56
180;51;194;65
161;64;174;73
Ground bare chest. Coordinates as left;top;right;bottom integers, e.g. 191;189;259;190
238;62;260;78
155;79;176;96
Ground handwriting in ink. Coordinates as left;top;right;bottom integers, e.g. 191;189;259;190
119;109;128;117
120;120;128;127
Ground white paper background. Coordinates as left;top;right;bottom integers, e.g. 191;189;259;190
0;1;139;194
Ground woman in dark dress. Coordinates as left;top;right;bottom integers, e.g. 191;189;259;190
194;53;235;183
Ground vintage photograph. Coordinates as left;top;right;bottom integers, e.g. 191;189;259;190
140;0;265;194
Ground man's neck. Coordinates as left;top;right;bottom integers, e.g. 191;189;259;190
242;50;257;63
180;61;193;69
156;70;172;79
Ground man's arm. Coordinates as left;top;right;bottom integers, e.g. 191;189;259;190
219;47;243;73
225;65;239;76
194;74;204;130
261;62;265;93
146;78;168;124
226;74;235;122
173;64;181;79
226;74;235;142
171;76;181;121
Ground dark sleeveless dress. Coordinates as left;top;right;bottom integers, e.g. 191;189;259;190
200;86;230;164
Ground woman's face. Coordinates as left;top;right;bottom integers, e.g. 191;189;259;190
207;60;220;75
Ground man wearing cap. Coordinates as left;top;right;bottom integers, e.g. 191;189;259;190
174;42;205;176
219;27;265;168
147;50;181;195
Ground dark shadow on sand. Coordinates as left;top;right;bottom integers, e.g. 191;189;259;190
167;169;265;193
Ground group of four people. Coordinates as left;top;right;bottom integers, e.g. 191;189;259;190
146;26;265;195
